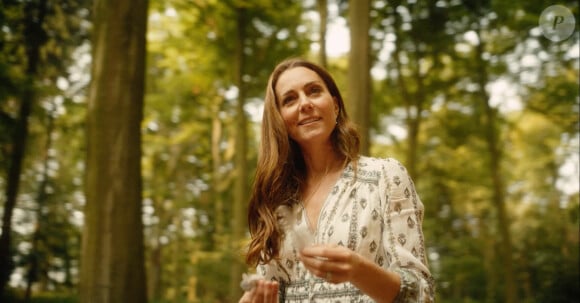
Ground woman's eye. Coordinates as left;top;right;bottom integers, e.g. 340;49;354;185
309;87;322;95
282;96;296;105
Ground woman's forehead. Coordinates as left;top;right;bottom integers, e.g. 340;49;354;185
275;67;324;95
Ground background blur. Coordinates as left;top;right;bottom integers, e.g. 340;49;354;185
0;0;578;302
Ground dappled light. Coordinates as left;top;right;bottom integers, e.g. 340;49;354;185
0;0;578;302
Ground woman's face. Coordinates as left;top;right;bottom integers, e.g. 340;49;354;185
275;67;339;148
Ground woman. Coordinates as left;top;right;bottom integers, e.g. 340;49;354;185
239;58;434;303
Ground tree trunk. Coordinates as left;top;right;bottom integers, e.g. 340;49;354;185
211;98;225;241
148;239;162;302
480;212;497;303
347;0;371;155
229;6;249;302
0;0;48;296
406;47;428;181
474;23;517;303
389;5;430;181
24;106;55;302
391;20;417;180
80;0;149;302
317;0;328;68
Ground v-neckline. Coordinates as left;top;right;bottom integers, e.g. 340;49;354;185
300;167;345;236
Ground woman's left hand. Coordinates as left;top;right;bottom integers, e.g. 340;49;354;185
299;244;362;284
238;280;279;303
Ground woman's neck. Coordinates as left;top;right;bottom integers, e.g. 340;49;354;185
301;143;343;181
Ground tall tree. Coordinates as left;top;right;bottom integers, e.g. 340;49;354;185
393;1;449;180
347;0;371;155
24;105;55;302
79;0;149;302
317;0;328;68
468;5;516;302
229;6;249;301
0;0;49;295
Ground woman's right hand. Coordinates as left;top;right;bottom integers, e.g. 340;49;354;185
238;280;279;303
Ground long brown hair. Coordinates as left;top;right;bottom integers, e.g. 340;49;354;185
245;58;360;267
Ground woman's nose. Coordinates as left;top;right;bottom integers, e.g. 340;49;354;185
298;94;313;111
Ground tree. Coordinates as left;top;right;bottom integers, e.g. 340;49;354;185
229;6;249;301
79;0;149;302
0;0;49;296
383;0;451;180
347;0;371;155
317;0;328;68
466;2;517;301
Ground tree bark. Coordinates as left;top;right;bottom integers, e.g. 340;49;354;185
347;0;371;155
317;0;328;68
211;98;225;241
391;12;417;180
147;236;162;302
229;6;249;302
80;0;149;302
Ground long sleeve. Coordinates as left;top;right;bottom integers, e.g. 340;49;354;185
379;158;435;303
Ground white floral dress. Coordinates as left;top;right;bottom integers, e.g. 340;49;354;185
257;157;435;302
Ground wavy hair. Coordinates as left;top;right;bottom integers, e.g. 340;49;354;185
245;58;360;267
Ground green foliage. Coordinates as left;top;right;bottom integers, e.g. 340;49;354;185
1;0;577;302
192;251;247;303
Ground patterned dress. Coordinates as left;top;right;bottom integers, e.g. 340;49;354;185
257;156;435;302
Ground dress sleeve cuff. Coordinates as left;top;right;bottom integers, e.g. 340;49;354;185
392;268;418;303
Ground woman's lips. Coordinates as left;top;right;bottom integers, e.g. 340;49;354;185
298;117;321;125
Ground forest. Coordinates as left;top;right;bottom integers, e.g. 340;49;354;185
0;0;578;302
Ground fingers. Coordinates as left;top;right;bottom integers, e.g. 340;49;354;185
300;244;350;267
300;253;336;280
299;244;360;283
242;280;278;303
261;280;279;303
300;244;347;260
239;291;253;303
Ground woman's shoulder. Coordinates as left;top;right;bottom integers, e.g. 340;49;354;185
344;156;409;183
357;156;412;181
358;156;407;171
